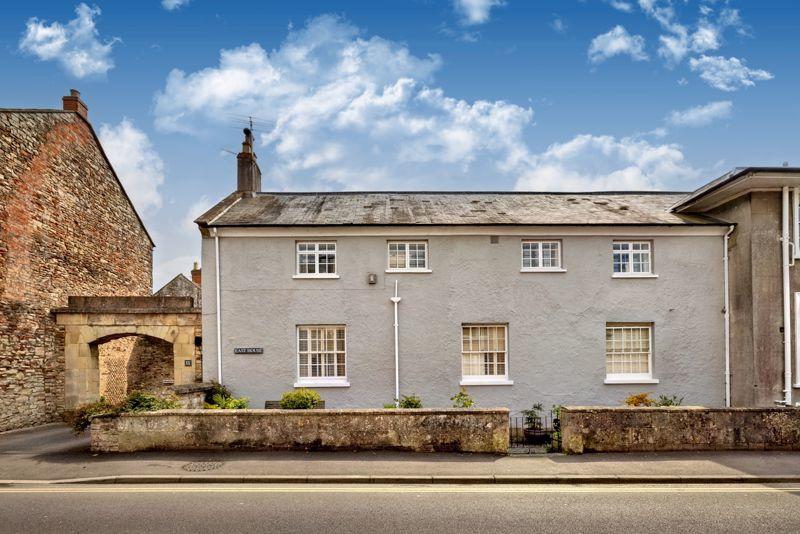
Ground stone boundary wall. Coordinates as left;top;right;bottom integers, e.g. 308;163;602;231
90;408;509;454
561;406;800;454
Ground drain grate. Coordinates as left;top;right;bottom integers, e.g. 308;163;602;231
182;461;223;472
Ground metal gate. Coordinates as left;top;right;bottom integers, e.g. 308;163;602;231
509;408;561;453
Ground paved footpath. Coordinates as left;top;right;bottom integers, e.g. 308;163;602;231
3;424;800;484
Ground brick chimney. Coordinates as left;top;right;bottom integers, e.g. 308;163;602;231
237;127;262;193
191;262;201;286
62;89;88;119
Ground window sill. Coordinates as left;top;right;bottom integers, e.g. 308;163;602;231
294;380;350;388
460;379;514;386
520;268;567;273
385;269;432;273
292;274;340;279
611;273;658;279
603;378;660;385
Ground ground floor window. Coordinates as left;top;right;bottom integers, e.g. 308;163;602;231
461;324;510;384
297;325;346;384
605;323;653;382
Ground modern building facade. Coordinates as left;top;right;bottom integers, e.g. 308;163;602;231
200;131;800;411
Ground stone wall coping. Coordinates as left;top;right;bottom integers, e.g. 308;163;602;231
562;406;799;413
95;407;510;419
52;307;200;315
171;383;215;394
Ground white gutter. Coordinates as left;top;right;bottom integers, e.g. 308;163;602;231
723;224;735;407
214;228;223;385
780;187;792;405
390;280;401;407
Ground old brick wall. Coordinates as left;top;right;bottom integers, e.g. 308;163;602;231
90;408;510;454
99;336;175;404
0;110;153;431
561;406;800;453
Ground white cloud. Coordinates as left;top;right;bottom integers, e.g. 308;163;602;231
635;1;750;66
515;134;701;191
19;3;118;78
154;15;533;191
588;26;648;64
162;0;191;10
183;196;212;235
453;0;504;25
607;1;633;13
689;55;773;91
98;119;165;213
666;100;732;127
550;17;566;34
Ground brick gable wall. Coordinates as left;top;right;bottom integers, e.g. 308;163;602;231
0;110;153;431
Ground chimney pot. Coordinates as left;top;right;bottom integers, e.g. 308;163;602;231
62;89;88;119
191;262;202;286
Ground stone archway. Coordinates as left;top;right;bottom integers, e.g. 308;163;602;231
54;296;200;409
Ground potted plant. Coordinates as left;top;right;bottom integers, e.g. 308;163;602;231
521;402;550;445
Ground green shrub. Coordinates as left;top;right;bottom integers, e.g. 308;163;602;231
383;402;397;409
205;393;249;409
522;402;544;429
450;387;475;408
279;388;322;409
121;391;180;413
68;397;119;434
655;394;684;407
398;395;422;408
203;383;249;409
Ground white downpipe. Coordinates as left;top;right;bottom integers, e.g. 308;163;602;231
214;228;223;385
723;224;734;407
390;280;401;407
781;187;792;406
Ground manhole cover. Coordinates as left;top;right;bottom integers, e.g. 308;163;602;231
182;461;223;472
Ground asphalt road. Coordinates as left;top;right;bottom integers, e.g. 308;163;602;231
1;484;800;533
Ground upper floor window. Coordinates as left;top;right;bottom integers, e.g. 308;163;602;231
387;241;429;272
295;242;337;278
612;241;656;277
460;324;513;385
605;323;657;384
521;240;563;272
296;325;348;387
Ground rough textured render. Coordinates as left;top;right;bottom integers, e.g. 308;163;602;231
560;406;800;453
90;409;510;454
0;109;153;431
197;191;727;227
201;231;726;412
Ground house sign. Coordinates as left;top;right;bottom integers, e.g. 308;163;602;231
234;347;264;354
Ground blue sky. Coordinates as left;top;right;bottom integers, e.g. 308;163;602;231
2;1;798;287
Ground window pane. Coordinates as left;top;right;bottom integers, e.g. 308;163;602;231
461;325;507;377
605;325;651;376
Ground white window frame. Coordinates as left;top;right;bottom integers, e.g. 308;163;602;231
460;324;513;386
293;241;339;279
604;323;659;384
295;325;349;388
386;241;431;273
520;239;566;272
611;240;658;278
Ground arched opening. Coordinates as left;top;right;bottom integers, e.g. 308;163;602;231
92;334;175;404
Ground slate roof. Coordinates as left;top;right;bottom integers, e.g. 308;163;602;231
196;191;727;227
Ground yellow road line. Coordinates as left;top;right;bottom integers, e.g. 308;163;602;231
1;485;800;495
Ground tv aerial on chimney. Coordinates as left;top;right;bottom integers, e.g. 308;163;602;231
220;113;274;156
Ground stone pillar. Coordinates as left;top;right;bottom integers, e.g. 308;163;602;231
64;334;100;409
173;330;196;385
